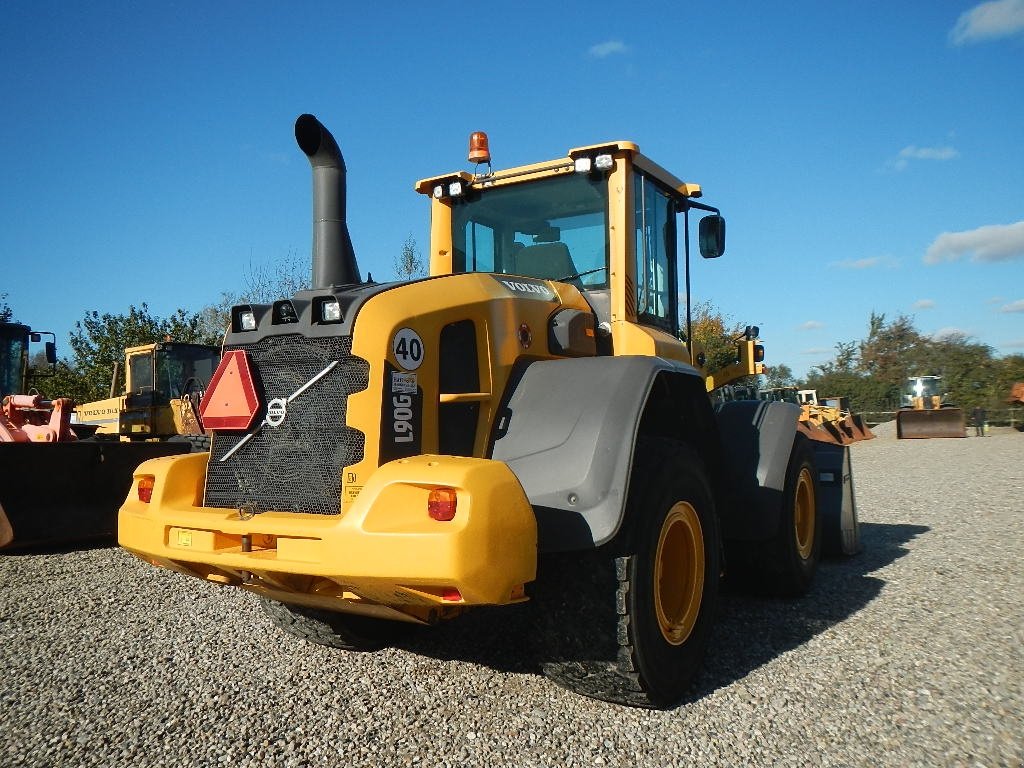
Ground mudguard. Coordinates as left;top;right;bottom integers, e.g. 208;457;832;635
491;355;703;551
712;400;801;541
714;400;857;549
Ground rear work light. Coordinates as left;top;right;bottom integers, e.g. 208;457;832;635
428;487;458;521
138;476;155;503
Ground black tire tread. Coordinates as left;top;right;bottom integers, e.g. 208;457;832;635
538;437;719;708
259;597;405;652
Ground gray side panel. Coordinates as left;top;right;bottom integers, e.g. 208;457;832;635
491;356;701;551
713;400;800;541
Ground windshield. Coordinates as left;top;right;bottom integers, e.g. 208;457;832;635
760;388;799;404
911;378;941;398
451;172;608;288
156;345;220;399
0;325;27;398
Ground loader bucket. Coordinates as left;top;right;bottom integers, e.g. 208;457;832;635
842;413;875;443
0;441;192;550
896;408;965;439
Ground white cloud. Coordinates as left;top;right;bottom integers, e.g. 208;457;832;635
890;144;959;171
831;256;881;270
950;0;1024;45
800;347;831;355
932;327;972;341
588;41;628;58
987;296;1006;304
924;221;1024;264
1004;338;1024;348
798;320;824;330
999;299;1024;313
913;299;936;310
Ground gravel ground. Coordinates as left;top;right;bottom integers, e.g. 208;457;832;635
2;428;1021;767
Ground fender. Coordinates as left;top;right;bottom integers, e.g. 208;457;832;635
490;355;704;552
713;399;801;540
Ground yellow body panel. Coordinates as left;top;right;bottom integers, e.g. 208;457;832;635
341;273;592;510
119;452;537;616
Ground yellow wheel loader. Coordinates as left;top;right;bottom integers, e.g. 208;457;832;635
896;375;965;439
119;116;859;708
0;323;197;549
759;387;873;445
74;341;221;450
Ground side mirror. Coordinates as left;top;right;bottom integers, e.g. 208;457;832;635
698;215;726;259
45;341;57;365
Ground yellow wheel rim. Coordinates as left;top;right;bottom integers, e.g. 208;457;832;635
653;502;705;646
794;466;815;560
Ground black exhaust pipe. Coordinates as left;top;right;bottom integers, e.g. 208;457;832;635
295;114;361;288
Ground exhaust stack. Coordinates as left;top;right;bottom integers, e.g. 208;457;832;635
295;114;361;288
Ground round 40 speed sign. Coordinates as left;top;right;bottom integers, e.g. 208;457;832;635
392;328;425;371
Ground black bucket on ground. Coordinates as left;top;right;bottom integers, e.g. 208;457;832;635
0;441;192;550
896;408;965;439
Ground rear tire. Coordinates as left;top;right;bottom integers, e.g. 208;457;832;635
759;437;822;596
537;439;720;708
259;597;408;652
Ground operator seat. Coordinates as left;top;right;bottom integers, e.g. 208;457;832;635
512;242;578;281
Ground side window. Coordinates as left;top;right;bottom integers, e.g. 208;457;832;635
634;174;676;332
128;353;153;394
464;221;495;273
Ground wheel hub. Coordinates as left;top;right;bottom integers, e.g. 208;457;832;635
794;467;815;559
653;501;705;646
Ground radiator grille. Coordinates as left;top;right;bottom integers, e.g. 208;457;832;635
205;334;368;516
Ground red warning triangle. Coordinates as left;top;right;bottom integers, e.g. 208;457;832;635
199;350;261;430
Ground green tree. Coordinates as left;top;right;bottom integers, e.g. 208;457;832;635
1;292;13;323
856;312;924;394
763;362;795;389
60;303;213;403
393;234;425;281
687;300;745;372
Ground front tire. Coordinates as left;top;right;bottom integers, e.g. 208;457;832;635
538;439;720;708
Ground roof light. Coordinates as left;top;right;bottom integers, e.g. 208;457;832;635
137;475;155;503
239;310;256;331
468;131;490;165
319;298;342;323
574;157;592;174
448;181;464;198
428;487;458;521
595;154;614;171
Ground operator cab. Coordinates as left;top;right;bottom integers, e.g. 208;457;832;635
417;136;725;356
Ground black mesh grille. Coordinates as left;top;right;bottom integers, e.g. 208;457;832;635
204;334;368;516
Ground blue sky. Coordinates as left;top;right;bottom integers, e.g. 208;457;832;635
2;1;1022;378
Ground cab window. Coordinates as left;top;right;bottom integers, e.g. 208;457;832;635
452;173;609;288
634;173;676;333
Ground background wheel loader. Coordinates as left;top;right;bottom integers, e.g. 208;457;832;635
119;116;859;708
758;387;874;445
73;340;220;450
896;375;965;439
0;323;206;549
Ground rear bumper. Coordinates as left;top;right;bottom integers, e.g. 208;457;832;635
119;452;537;615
